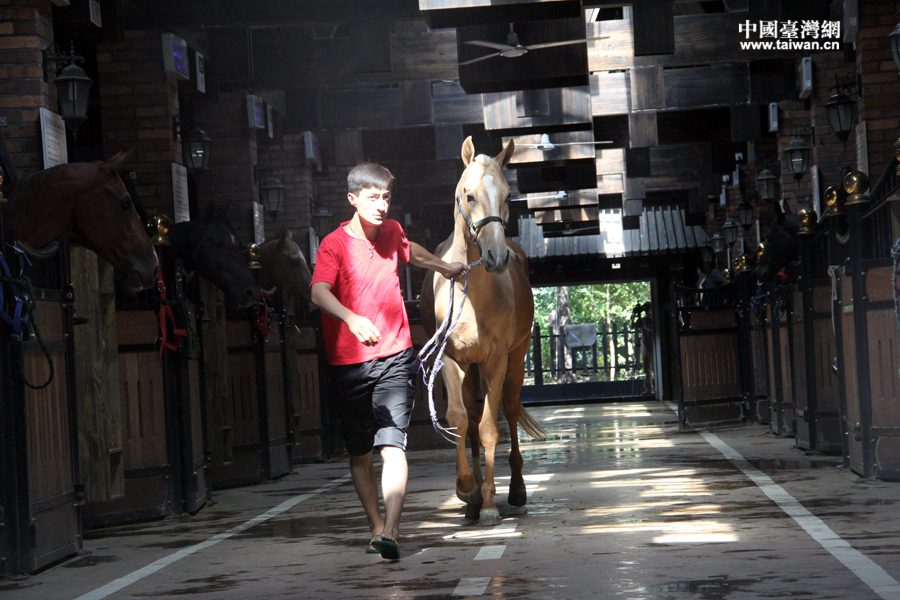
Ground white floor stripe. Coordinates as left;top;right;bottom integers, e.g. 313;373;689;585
700;431;900;600
74;474;352;600
474;545;506;560
453;576;492;596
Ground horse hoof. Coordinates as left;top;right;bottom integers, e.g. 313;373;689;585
479;507;501;525
504;505;527;516
464;502;482;522
508;485;527;507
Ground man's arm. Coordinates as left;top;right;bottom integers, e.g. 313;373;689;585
408;241;466;279
310;281;381;346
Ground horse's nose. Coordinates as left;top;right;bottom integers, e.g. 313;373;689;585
484;247;510;273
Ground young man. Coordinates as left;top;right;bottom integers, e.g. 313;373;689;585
310;162;465;561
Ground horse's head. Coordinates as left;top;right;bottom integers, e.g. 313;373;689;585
6;150;158;291
456;136;516;273
258;229;312;305
84;151;158;291
755;199;800;283
170;211;259;308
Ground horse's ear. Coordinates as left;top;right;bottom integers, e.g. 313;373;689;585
495;139;515;167
461;136;475;166
282;228;293;241
100;149;134;173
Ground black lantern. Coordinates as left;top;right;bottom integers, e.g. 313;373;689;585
825;75;858;143
311;203;334;234
183;128;211;172
722;218;738;246
45;42;93;133
736;201;754;229
710;232;726;255
756;168;776;201
890;23;900;74
784;138;810;181
260;176;286;217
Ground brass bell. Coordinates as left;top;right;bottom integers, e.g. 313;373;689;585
244;242;262;270
823;185;846;217
733;253;750;273
843;169;870;206
798;208;817;235
145;213;171;246
756;241;766;260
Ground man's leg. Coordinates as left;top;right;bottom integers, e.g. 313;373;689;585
349;451;385;540
379;445;407;541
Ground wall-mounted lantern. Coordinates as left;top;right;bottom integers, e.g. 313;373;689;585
45;42;92;133
183;128;211;172
260;175;286;218
756;167;777;201
312;202;334;235
736;200;755;229
710;232;726;255
824;74;858;143
784;138;810;181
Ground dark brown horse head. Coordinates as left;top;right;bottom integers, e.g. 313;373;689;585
5;150;158;291
755;199;800;283
258;229;312;306
168;209;260;308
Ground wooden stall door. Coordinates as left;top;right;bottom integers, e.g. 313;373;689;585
839;274;864;475
263;318;290;478
676;308;743;428
865;266;900;479
811;284;842;454
749;327;770;423
792;289;810;449
289;324;330;461
766;298;795;437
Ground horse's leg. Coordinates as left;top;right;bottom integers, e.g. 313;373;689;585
463;367;483;520
503;341;530;508
442;358;478;506
478;355;508;525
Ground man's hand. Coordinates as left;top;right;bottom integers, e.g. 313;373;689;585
440;261;467;279
346;313;382;346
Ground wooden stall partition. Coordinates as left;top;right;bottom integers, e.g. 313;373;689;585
676;308;743;428
261;305;291;479
21;294;80;571
86;308;170;527
792;288;811;449
864;265;900;479
838;272;864;475
749;326;770;423
71;250;124;507
765;292;795;437
0;250;82;573
288;322;331;462
203;280;263;489
407;321;452;451
810;283;843;454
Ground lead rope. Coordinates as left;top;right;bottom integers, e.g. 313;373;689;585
417;258;482;443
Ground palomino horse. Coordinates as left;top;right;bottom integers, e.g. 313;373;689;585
257;229;312;306
421;136;546;524
3;150;158;291
166;208;259;308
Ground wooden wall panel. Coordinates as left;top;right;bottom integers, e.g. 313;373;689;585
591;71;631;116
663;64;750;109
628;112;657;148
631;66;663;111
483;86;591;131
318;87;401;130
431;81;483;125
679;333;741;401
632;0;674;56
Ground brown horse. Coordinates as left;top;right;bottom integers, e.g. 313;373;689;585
3;151;157;291
420;136;546;524
258;229;312;306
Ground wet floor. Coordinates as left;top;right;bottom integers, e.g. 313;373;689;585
3;401;900;599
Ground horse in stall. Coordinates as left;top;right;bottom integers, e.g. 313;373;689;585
2;150;158;291
420;136;546;524
755;199;800;285
166;207;259;308
257;229;312;307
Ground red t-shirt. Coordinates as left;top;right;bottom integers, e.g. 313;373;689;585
311;219;412;366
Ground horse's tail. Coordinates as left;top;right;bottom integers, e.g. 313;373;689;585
516;406;547;441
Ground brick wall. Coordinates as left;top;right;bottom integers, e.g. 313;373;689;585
0;0;54;175
810;52;860;193
192;91;259;243
97;29;180;216
857;1;900;179
257;132;315;242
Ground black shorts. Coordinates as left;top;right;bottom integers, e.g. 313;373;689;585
328;348;417;456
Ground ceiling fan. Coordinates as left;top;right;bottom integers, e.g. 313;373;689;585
460;23;608;66
518;133;613;152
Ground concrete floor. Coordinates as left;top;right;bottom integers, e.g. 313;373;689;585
3;400;900;599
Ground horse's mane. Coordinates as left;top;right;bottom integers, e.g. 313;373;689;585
9;162;95;205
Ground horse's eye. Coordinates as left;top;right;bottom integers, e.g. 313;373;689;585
121;198;131;210
466;193;476;205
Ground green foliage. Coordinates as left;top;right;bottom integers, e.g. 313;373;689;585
532;282;651;331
